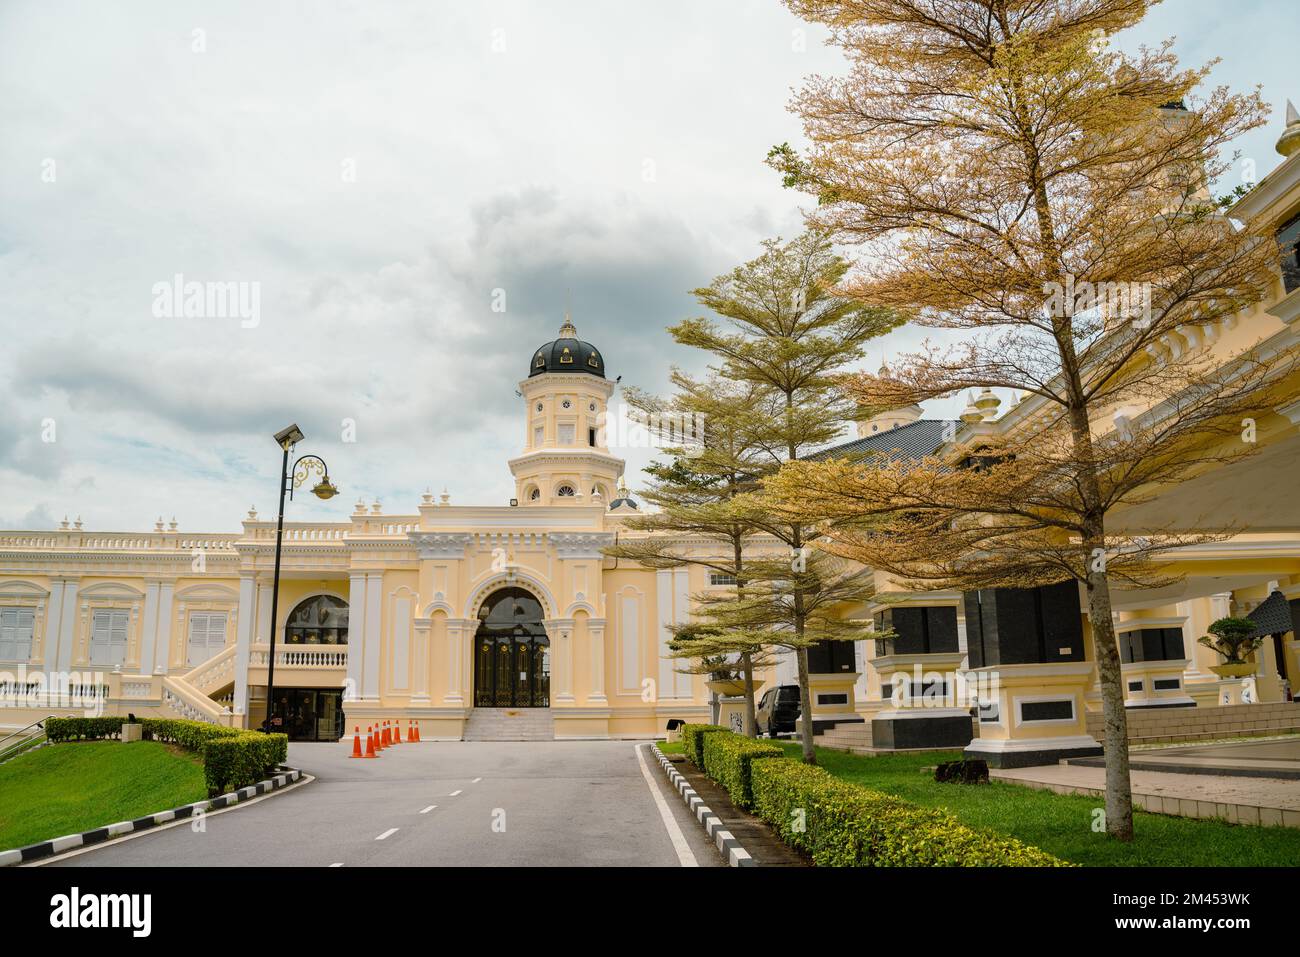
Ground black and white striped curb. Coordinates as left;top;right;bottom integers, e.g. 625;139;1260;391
650;743;755;867
0;767;304;867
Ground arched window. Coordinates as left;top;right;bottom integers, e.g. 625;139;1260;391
555;484;576;497
528;487;541;501
285;595;349;645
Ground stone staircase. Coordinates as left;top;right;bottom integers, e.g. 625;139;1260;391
462;708;555;741
1085;701;1300;746
815;722;875;754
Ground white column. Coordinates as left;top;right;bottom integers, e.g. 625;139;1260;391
656;570;673;700
139;581;161;675
55;579;79;674
346;572;367;702
587;619;607;704
546;618;575;703
412;618;431;704
234;574;255;716
363;573;382;701
43;579;66;676
256;580;273;646
153;581;175;673
444;616;470;707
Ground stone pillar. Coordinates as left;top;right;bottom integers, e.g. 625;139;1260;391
412;618;431;704
867;602;965;747
545;618;575;704
54;578;79;674
345;572;367;702
587;618;607;705
154;581;174;673
961;582;1101;768
363;573;382;701
139;580;161;675
43;578;66;676
443;619;475;706
234;574;255;717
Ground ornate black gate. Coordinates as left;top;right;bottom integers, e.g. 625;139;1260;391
473;587;550;708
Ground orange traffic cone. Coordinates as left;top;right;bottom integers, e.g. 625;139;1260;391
410;719;420;743
393;721;402;744
349;726;363;758
384;721;392;746
364;726;377;758
372;724;382;753
376;723;386;751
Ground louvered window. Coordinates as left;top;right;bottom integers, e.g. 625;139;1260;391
89;609;130;666
0;607;35;662
187;613;228;666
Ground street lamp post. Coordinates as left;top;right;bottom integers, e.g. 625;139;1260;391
264;424;339;733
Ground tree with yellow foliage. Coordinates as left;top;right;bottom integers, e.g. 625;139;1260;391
767;0;1295;839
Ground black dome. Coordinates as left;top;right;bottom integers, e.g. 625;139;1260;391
529;316;605;378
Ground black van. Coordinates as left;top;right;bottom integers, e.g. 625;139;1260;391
756;684;801;737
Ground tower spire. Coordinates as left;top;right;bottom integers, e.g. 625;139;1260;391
1278;99;1300;158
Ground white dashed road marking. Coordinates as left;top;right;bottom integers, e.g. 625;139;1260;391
472;777;482;783
420;805;437;814
449;789;463;797
375;828;399;841
329;862;345;867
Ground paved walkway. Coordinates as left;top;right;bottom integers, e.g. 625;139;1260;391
41;741;724;867
992;763;1300;828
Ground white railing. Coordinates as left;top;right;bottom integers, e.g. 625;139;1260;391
0;531;240;552
161;676;233;725
183;644;237;693
249;645;348;668
118;679;156;700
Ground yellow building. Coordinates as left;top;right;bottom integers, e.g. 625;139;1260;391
4;111;1300;756
0;316;724;742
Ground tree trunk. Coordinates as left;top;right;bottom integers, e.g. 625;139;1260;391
1084;548;1134;841
795;646;816;764
741;651;758;737
709;690;720;726
1067;395;1135;842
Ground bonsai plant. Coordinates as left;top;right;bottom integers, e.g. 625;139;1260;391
1198;617;1264;678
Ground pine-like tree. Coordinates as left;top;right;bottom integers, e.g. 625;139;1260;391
671;231;902;762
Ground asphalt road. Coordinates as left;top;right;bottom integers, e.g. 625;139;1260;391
44;741;723;867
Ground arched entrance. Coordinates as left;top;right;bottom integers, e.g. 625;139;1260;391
473;587;550;707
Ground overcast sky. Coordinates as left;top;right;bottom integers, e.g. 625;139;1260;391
2;0;1296;532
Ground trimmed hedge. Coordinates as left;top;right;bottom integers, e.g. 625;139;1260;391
43;716;125;741
45;717;287;795
679;723;728;767
701;731;783;809
749;758;1068;867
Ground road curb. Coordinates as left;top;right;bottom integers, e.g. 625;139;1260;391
649;743;755;867
0;767;304;867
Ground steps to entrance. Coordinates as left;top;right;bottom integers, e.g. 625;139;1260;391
462;708;555;742
1085;701;1300;746
814;722;874;754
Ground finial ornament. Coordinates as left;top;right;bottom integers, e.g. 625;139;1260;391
558;312;578;338
1278;99;1300;158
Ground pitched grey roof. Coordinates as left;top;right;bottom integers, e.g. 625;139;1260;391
1246;590;1296;637
809;419;955;463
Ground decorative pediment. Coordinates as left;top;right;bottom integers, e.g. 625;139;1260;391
0;579;49;598
408;531;475;559
174;583;239;602
548;531;616;559
78;582;145;601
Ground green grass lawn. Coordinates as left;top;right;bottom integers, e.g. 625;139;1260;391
776;743;1300;866
657;740;684;755
0;741;207;851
